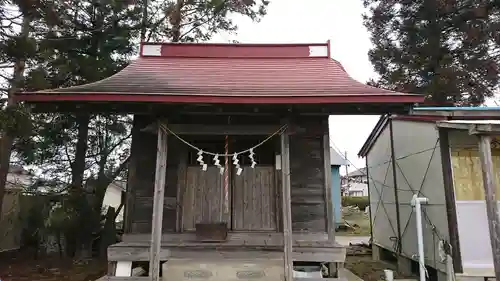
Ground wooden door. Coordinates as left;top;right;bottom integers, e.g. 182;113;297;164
182;167;229;231
232;167;277;231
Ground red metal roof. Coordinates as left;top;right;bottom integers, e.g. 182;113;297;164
16;42;424;104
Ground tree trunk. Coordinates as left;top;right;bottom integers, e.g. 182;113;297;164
69;114;92;259
171;0;184;42
71;114;90;189
0;16;30;222
100;206;117;258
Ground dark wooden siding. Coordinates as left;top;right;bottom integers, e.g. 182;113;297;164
126;115;180;233
289;117;328;232
232;167;277;231
125;115;329;234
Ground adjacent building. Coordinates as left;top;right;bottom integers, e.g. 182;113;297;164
358;107;500;281
330;148;347;227
342;168;368;197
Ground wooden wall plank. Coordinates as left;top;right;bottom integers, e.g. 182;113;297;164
289;134;327;232
126;132;182;233
176;145;187;232
128;117;180;234
125;116;154;233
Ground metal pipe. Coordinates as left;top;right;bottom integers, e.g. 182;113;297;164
412;194;429;281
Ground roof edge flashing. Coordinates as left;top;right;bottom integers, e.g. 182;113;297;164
139;41;330;59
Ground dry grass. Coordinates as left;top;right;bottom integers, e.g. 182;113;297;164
345;246;416;281
337;207;371;236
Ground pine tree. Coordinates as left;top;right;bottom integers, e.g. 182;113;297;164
0;1;34;222
14;0;144;257
11;0;270;257
363;0;500;105
145;0;269;42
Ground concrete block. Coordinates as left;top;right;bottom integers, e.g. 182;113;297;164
162;258;284;281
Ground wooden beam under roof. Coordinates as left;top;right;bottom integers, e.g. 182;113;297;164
413;108;500;117
436;120;500;134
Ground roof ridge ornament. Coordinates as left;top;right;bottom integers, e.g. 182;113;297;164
139;42;330;58
309;45;329;57
142;44;162;56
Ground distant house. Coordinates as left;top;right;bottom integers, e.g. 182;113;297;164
343;168;368;197
1;165;33;252
330;148;347;227
102;180;126;223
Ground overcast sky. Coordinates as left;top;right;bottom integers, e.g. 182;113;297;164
211;0;380;173
208;0;499;174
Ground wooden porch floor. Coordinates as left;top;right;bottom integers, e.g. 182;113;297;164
99;277;347;281
109;232;346;263
98;277;348;281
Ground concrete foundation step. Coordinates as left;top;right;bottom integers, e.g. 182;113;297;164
162;258;284;281
161;259;348;281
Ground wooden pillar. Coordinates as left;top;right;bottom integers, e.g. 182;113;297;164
149;121;168;281
280;127;293;281
438;128;463;273
478;134;500;281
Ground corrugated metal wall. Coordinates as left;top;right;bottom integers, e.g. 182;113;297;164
366;123;399;251
368;119;450;273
